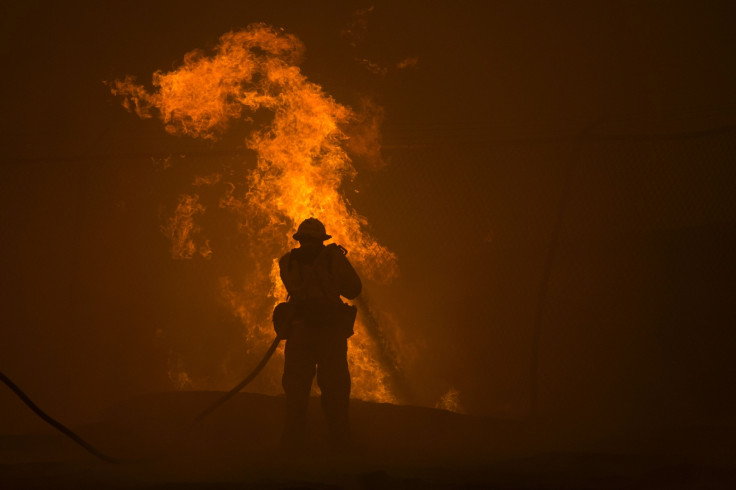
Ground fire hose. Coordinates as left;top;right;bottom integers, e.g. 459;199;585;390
0;336;282;464
194;336;281;422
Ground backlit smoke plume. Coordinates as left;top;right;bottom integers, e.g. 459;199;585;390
111;24;399;402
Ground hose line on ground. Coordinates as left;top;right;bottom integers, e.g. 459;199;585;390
0;370;120;463
194;336;281;423
0;336;282;464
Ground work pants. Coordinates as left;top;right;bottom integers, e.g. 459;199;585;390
281;322;351;450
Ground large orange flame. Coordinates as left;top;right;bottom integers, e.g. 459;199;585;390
112;24;399;402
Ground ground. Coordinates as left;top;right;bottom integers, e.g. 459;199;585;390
1;392;734;489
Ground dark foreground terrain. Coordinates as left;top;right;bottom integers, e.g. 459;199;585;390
1;392;734;489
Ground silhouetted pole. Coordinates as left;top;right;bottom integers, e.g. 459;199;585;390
528;132;585;420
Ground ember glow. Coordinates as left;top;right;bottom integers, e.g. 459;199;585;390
436;388;464;414
111;24;399;402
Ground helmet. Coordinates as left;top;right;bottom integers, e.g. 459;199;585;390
292;218;331;241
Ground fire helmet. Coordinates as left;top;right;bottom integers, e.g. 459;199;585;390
292;218;332;241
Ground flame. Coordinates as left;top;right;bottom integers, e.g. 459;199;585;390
168;355;193;391
161;194;212;260
112;24;400;402
436;388;464;414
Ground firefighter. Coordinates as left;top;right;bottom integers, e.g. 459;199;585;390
278;218;362;453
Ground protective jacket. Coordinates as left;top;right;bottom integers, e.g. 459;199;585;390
279;243;362;304
278;242;361;451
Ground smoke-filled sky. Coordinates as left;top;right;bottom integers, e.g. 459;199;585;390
1;0;735;435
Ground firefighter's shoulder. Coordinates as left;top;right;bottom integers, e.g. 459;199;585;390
279;250;295;269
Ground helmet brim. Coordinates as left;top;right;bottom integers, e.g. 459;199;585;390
292;232;332;241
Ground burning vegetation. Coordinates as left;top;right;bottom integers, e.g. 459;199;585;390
110;24;401;403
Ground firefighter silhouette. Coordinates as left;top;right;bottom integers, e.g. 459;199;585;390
278;218;362;452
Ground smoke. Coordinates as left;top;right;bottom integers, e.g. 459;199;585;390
340;6;419;78
346;97;388;170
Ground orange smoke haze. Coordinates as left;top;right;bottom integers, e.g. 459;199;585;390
111;24;402;403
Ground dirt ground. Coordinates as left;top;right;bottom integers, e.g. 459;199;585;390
1;392;734;489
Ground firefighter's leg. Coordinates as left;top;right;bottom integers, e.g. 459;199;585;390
316;335;351;449
281;338;316;451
